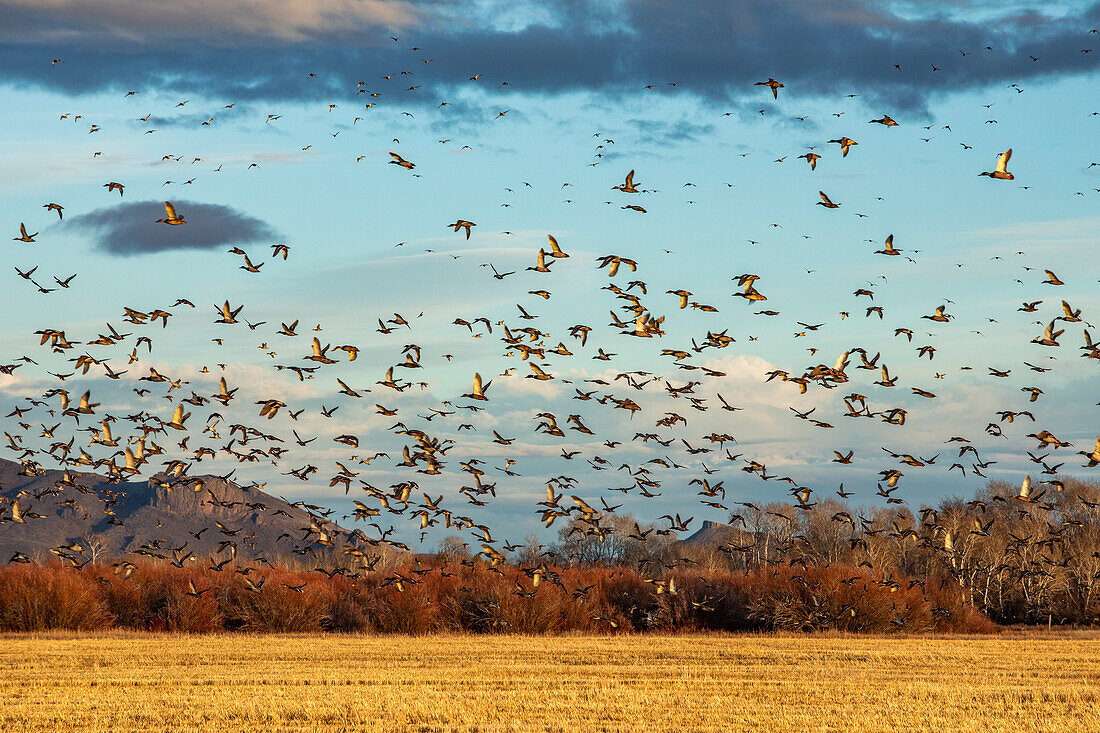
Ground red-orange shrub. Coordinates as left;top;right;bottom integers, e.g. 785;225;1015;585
0;563;113;631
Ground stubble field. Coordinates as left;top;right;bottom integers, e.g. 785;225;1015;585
1;632;1097;732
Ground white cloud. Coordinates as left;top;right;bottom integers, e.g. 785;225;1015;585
496;370;566;400
962;215;1100;254
0;371;36;395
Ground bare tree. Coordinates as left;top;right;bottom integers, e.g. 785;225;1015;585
80;534;108;565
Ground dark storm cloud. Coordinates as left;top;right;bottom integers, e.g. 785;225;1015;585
1;0;1097;109
64;200;279;256
626;119;717;147
128;104;255;131
0;0;418;44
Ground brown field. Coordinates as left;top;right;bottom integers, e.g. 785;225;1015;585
1;632;1097;732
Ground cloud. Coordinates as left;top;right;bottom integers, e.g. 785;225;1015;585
63;200;279;256
128;104;254;130
0;0;418;44
626;118;717;146
0;370;35;394
1;0;1096;110
964;215;1100;248
497;372;566;400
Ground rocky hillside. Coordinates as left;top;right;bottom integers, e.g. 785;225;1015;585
681;519;740;546
0;458;361;566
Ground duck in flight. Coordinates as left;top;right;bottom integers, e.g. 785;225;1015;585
155;201;186;225
875;234;901;255
613;170;640;193
449;220;476;239
754;78;784;99
546;234;569;258
979;149;1014;180
799;153;821;170
13;223;37;242
462;373;491;401
389;152;415;170
828;137;858;156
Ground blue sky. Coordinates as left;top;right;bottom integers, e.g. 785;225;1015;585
1;0;1098;548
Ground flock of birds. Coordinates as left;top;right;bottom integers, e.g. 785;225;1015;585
2;32;1099;608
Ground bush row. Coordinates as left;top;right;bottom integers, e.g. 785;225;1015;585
0;560;993;634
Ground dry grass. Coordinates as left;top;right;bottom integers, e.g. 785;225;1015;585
0;633;1097;731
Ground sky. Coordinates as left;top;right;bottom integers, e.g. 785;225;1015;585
1;0;1098;550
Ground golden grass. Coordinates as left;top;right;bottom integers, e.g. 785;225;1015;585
1;633;1097;732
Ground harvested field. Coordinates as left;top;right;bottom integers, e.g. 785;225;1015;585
1;632;1097;731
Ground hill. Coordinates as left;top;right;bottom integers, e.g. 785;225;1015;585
0;457;361;566
681;519;740;546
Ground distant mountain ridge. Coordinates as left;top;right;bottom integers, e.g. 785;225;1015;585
0;457;359;565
